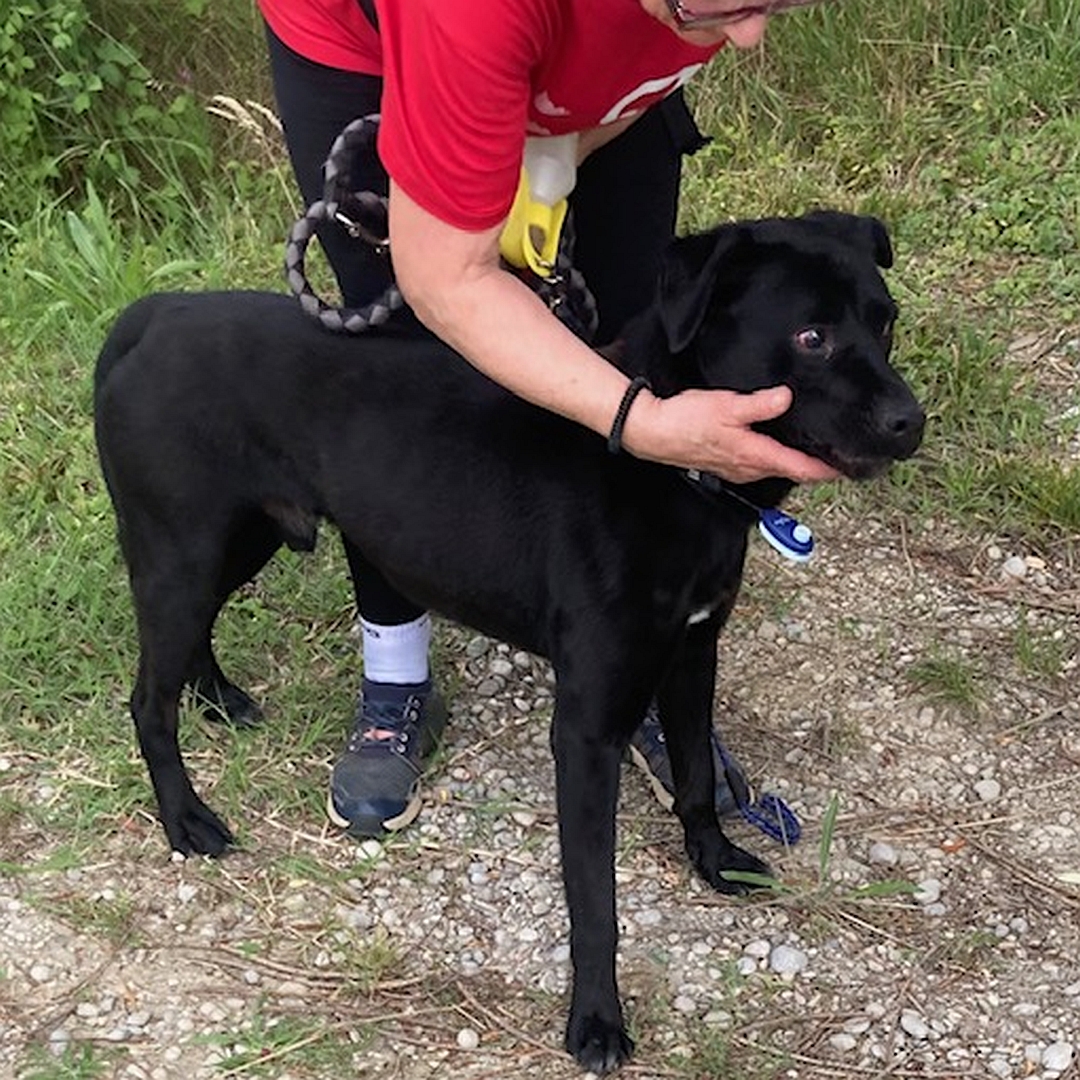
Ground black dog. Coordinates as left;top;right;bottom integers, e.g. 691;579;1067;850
94;212;924;1073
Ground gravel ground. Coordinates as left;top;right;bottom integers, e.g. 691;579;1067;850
1;515;1078;1079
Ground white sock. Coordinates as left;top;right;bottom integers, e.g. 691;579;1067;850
360;613;431;685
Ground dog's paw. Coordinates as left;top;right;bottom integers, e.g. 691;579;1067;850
199;683;264;729
688;835;772;896
565;1011;634;1075
162;798;236;858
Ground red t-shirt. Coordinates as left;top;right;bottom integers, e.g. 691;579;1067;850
259;0;720;230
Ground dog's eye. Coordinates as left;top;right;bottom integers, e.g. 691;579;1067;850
794;327;830;355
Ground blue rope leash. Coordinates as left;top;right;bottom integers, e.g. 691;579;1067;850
715;738;802;846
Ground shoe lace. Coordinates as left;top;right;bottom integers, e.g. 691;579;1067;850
347;695;423;756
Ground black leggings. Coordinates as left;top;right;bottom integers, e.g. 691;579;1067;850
267;26;705;624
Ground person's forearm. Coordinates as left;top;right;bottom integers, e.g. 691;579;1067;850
404;257;631;444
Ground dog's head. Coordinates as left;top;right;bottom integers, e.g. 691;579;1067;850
651;211;925;479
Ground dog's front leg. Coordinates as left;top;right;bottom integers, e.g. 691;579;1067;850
552;693;636;1074
657;619;770;893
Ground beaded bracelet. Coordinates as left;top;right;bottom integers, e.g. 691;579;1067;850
606;376;652;455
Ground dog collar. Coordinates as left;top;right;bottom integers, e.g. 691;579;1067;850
683;469;815;563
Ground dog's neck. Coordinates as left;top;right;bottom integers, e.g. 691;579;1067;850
600;328;796;514
683;469;794;520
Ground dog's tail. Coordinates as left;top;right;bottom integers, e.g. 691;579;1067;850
94;295;165;400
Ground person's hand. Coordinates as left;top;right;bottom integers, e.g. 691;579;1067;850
620;384;840;484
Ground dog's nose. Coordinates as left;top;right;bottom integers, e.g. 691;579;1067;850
876;397;926;458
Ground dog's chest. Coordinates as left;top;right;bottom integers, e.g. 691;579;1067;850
687;603;717;626
671;529;749;632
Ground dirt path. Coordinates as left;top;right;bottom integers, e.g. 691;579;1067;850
2;516;1078;1079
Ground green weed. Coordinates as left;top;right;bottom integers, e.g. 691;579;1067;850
721;792;918;906
199;1012;369;1078
907;652;987;711
30;891;137;947
17;1040;122;1080
1012;613;1071;680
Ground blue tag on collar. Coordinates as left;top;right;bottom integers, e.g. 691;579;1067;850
758;508;814;562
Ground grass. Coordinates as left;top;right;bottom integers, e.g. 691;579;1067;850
17;1042;123;1080
1;5;1078;1074
198;1013;369;1078
906;651;988;711
686;1;1080;539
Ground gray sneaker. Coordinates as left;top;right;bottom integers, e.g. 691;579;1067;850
327;679;448;837
629;704;749;818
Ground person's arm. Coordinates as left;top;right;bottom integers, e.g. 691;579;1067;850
388;178;839;485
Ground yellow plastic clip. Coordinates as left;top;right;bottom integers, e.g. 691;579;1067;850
498;167;568;278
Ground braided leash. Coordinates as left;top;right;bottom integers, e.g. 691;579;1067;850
285;113;598;341
285;114;404;333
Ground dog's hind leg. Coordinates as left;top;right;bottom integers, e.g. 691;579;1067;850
129;542;237;856
187;511;284;729
656;618;771;893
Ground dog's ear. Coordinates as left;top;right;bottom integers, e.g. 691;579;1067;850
657;225;747;353
801;211;893;269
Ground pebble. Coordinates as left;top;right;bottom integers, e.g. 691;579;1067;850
3;610;1078;1078
357;839;384;861
456;1027;480;1050
465;636;489;659
1001;555;1027;579
768;944;808;975
1043;1043;1074;1071
868;841;899;865
914;878;942;904
900;1010;930;1039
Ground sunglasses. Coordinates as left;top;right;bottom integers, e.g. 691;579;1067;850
664;0;826;31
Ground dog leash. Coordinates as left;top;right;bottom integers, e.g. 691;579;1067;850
284;115;405;333
284;114;599;341
714;738;802;846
